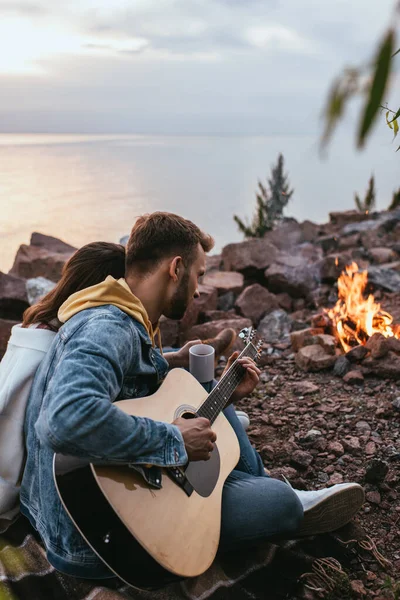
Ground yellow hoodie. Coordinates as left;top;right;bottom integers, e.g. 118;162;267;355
57;275;162;349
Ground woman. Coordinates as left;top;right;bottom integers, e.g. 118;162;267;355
0;241;247;519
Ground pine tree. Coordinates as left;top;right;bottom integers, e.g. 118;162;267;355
234;153;294;238
388;187;400;210
354;175;376;212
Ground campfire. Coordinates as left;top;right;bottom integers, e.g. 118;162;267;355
326;262;400;353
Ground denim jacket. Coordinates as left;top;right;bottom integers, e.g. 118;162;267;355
20;305;188;578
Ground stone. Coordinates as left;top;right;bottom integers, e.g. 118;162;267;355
258;309;291;344
179;284;218;331
184;318;252;350
329;210;372;228
299;429;322;444
292;381;320;395
369;247;397;264
9;244;74;283
0;271;30;320
26;276;56;305
327;441;344;456
202;310;240;322
275;292;292;312
342;436;361;454
313;333;337;355
346;345;369;362
264;254;318;298
365;333;390;359
295;345;336;372
30;232;77;254
365;459;389;484
367;265;400;293
263;220;304;249
392;397;400;410
343;370;364;385
362;351;400;379
338;233;361;250
234;284;279;325
205;254;222;273
290;328;324;352
329;472;344;485
290;450;313;469
365;441;377;455
221;239;278;274
317;253;351;282
0;318;19;360
217;291;236;312
315;234;338;253
299;220;321;243
159;316;179;347
366;491;381;505
202;271;244;295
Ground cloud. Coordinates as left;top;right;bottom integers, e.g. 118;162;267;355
0;2;46;15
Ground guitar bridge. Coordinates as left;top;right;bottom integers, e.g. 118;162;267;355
166;466;193;497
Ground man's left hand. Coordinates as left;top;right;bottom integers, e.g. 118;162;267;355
221;351;261;403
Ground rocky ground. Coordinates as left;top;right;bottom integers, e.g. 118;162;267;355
230;354;400;599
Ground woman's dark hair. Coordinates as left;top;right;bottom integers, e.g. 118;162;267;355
22;242;126;327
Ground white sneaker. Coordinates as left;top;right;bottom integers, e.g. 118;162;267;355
283;477;365;536
235;410;250;430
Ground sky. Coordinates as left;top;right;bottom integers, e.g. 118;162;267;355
0;0;398;134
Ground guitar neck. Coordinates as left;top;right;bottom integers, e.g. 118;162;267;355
197;342;258;424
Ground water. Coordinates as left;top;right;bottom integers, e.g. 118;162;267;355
0;133;398;273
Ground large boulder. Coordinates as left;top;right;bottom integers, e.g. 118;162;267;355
368;247;397;264
264;253;319;298
0;318;19;360
296;345;336;371
316;253;352;283
257;309;291;344
235;283;279;324
9;245;74;283
30;232;77;254
329;210;374;228
221;239;278;275
202;271;244;295
179;284;218;331
0;272;30;320
263;220;303;249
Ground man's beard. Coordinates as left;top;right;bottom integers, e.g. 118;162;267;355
164;272;191;320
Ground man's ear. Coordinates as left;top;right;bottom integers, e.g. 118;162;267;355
169;256;183;282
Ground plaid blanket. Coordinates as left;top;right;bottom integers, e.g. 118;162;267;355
0;515;387;600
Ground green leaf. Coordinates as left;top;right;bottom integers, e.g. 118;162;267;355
357;29;395;148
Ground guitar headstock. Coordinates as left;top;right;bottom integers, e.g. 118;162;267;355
238;327;264;361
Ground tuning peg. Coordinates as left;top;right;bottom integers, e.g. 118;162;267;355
238;328;249;340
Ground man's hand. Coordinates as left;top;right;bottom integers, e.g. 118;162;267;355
221;351;260;404
164;340;202;369
173;416;217;462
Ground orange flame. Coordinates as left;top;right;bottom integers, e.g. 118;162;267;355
327;262;399;352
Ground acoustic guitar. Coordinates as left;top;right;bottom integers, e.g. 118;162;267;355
53;327;262;589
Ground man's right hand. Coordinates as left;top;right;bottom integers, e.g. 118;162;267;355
172;416;217;462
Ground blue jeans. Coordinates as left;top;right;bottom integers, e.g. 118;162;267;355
201;380;304;549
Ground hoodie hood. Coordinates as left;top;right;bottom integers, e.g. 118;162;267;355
57;276;161;349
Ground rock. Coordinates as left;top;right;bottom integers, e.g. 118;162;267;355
365;333;390;359
365;459;389;484
292;381;320;395
263;220;304;249
159;316;179;347
234;284;279;324
221;239;278;274
329;472;344;485
179;284;218;331
299;220;321;243
327;441;344;456
330;210;372;228
0;272;30;320
317;253;351;282
290;328;324;352
367;265;400;293
313;333;337;355
205;254;222;273
369;247;397;264
26;276;56;305
343;370;364;385
342;436;361;454
366;490;381;505
275;292;292;312
338;233;361;250
295;345;336;372
184;318;252;349
291;450;313;469
299;429;322;444
258;309;291;344
264;253;318;298
350;580;367;597
0;318;19;359
217;291;236;312
333;355;352;377
392;397;400;410
362;351;400;379
202;310;240;322
30;232;77;254
9;244;74;283
202;271;244;295
346;345;369;362
365;441;377;455
315;234;338;253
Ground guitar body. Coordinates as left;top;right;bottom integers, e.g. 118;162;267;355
54;368;240;589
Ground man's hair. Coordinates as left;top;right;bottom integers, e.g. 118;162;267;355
125;212;214;275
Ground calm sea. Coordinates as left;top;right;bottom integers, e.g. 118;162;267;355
0;133;397;273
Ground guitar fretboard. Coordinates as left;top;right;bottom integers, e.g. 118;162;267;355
197;342;258;424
